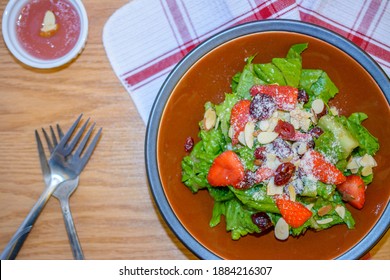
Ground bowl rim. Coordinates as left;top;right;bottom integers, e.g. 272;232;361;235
145;19;390;260
2;0;89;69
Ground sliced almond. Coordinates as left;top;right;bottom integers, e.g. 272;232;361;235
259;120;270;131
228;125;234;139
203;108;216;131
278;111;291;122
292;159;301;167
257;131;278;144
238;131;246;146
359;154;377;167
297;142;308;155
311;99;325;114
268;117;279;131
290;118;300;129
361;166;373;176
274;217;289;240
316;217;333;225
300;118;311;132
265;153;281;170
288;185;296;202
346;157;359;170
40;10;59;37
267;178;283;196
335;205;346;219
350;168;359;174
310;108;318;124
244;121;255;148
279;154;294;163
267;153;277;162
305;203;314;211
318;205;332;216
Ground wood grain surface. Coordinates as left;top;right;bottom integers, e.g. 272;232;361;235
0;0;388;260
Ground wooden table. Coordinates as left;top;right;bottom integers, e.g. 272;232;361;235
0;0;388;260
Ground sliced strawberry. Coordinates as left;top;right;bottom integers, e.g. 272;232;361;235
300;150;346;185
230;99;251;145
336;175;366;209
275;195;312;228
250;84;298;111
207;150;245;187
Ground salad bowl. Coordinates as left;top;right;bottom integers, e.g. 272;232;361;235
145;20;390;260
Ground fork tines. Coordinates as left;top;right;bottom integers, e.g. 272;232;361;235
41;114;102;172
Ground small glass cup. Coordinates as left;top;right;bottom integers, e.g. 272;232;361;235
2;0;88;69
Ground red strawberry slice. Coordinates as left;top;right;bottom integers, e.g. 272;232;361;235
230;99;251;145
207;150;245;187
275;195;312;228
336;175;366;209
300;150;346;185
250;84;298;111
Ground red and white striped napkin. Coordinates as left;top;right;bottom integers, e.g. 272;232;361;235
103;0;390;124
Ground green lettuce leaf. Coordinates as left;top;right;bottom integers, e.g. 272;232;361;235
233;145;256;171
286;43;308;60
208;187;235;202
181;129;225;193
292;194;355;236
300;70;338;107
235;56;261;99
229;185;279;213
253;63;285;85
215;93;240;139
231;71;241;93
210;198;260;240
272;57;302;87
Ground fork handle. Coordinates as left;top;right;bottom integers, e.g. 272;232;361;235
60;199;84;260
0;184;56;260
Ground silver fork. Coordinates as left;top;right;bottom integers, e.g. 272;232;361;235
40;125;84;259
0;114;102;260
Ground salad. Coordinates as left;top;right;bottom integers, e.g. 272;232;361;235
181;43;380;241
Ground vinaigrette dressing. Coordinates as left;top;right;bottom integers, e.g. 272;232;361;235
16;0;81;60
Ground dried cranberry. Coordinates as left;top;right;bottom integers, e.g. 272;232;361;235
297;89;309;103
274;119;295;140
309;127;324;138
274;162;296;186
184;136;194;152
251;212;273;232
254;146;266;161
250;94;276;120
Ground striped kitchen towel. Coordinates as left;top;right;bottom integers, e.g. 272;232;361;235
103;0;389;124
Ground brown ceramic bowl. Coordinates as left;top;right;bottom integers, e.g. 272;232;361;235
145;20;390;259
